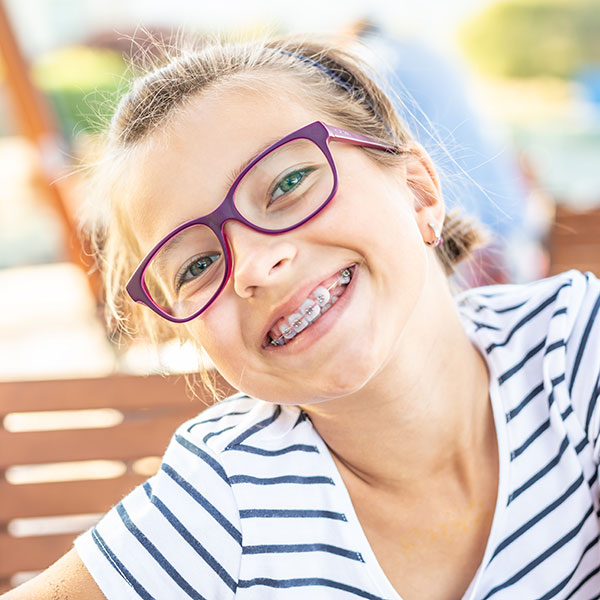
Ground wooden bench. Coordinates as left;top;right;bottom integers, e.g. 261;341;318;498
0;373;233;593
549;204;600;276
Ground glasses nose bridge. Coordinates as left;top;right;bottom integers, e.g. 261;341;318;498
203;190;268;256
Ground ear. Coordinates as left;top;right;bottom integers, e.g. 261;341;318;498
404;142;445;245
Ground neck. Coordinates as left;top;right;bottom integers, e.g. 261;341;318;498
300;274;494;500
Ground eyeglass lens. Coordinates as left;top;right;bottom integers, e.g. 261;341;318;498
143;137;335;318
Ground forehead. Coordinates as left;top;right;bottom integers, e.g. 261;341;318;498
124;82;328;252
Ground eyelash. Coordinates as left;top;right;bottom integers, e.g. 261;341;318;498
176;253;221;290
268;167;315;205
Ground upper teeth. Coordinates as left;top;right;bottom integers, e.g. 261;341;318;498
269;267;353;346
314;286;330;307
299;299;321;322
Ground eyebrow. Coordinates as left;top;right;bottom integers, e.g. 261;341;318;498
224;133;283;189
151;232;186;277
159;132;288;235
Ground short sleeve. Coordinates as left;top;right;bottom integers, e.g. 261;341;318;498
565;271;600;462
75;424;242;599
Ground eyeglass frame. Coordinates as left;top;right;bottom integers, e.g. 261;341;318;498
126;120;398;323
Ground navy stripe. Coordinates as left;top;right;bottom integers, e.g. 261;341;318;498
550;375;567;412
489;474;584;562
226;405;282;448
239;508;347;521
498;338;546;385
203;424;237;444
161;463;242;544
588;470;598;489
174;435;230;485
471;289;513;299
486;284;570;353
585;369;600;434
229;443;319;456
116;503;208;600
510;419;550;460
482;504;594;599
506;382;544;421
473;320;502;331
293;410;308;427
492;300;528;313
552;306;568;318
508;436;569;504
187;410;251;432
242;543;363;561
560;405;573;421
474;299;527;311
142;483;237;592
237;577;386;599
565;563;600;599
569;291;600;395
575;436;588;454
91;527;155;600
229;474;334;485
553;373;567;386
536;534;599;600
544;339;566;355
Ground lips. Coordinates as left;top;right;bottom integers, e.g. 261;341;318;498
263;265;355;348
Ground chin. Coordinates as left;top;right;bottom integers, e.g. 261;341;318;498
255;360;378;406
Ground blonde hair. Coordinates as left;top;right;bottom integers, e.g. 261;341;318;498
90;34;486;389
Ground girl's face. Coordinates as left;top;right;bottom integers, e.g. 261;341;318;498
125;83;443;404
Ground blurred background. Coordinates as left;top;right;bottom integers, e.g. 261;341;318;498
0;0;599;591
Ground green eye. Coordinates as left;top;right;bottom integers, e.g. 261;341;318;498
272;168;312;201
279;172;303;193
177;253;220;289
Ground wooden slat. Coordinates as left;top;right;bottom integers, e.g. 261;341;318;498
0;580;12;595
548;244;600;263
0;408;200;468
551;207;600;237
550;263;600;278
552;226;600;242
0;473;148;520
0;373;234;414
0;532;77;577
549;205;600;276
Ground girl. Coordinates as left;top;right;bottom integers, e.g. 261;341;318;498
4;35;600;600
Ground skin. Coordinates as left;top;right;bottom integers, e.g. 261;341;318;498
2;80;497;600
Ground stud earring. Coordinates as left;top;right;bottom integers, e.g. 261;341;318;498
425;222;443;247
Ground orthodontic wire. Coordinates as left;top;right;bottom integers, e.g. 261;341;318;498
270;269;351;346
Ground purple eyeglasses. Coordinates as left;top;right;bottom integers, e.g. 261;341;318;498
126;120;398;322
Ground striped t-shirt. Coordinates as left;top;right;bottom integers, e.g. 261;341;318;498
75;270;600;599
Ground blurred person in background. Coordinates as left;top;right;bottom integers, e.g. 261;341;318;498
349;18;550;286
3;32;599;600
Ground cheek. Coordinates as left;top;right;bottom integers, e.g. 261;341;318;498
186;298;268;391
187;301;241;364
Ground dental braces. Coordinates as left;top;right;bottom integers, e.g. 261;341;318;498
269;268;352;346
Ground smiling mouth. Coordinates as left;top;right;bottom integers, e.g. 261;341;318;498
266;266;355;347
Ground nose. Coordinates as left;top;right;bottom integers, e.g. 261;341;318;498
224;221;298;298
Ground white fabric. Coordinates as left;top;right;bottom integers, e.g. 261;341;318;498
75;270;600;599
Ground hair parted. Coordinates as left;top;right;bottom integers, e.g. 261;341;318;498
89;33;486;383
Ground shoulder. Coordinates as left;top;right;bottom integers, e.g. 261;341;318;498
74;394;308;599
155;393;289;507
456;269;595;352
458;270;600;454
171;392;306;457
158;393;314;506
